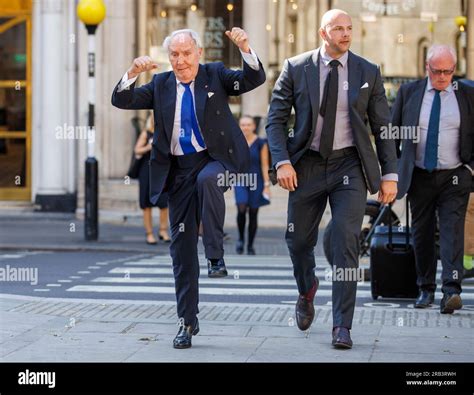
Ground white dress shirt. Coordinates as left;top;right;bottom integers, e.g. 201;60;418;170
310;47;353;152
118;49;260;155
276;47;398;182
415;79;462;170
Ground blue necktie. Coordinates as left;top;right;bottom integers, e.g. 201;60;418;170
180;83;205;155
424;89;441;172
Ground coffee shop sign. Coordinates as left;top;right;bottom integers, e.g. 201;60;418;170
362;0;417;16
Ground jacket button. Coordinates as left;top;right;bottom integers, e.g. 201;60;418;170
228;148;233;154
220;131;225;136
216;110;221;115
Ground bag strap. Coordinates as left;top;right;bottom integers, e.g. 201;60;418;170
405;197;410;248
388;202;393;249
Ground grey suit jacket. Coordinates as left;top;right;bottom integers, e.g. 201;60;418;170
392;78;474;199
266;48;398;194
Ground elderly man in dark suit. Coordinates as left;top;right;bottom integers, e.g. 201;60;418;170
392;45;474;314
112;28;265;348
266;9;398;349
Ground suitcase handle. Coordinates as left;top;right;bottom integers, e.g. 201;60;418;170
388;198;410;251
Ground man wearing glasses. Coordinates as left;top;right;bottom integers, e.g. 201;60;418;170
392;44;474;314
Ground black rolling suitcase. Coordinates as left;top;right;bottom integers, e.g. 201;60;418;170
370;199;418;300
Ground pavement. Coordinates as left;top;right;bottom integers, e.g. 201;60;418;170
0;212;473;363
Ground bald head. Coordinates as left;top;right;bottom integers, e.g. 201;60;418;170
320;9;351;30
319;9;352;58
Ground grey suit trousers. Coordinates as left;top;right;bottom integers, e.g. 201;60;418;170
286;147;367;329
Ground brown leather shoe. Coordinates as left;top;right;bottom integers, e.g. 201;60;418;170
440;293;462;314
332;327;353;349
295;277;319;331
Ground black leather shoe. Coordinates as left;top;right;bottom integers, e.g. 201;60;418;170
440;293;462;314
295;277;319;331
207;258;228;278
247;245;256;255
463;268;474;279
173;319;199;349
332;327;353;349
415;290;435;308
236;240;244;255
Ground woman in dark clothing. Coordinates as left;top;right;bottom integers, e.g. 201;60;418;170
234;116;271;255
134;113;170;244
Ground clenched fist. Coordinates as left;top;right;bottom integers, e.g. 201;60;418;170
225;27;250;53
127;56;158;79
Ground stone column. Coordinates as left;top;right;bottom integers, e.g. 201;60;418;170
32;0;76;211
467;0;474;79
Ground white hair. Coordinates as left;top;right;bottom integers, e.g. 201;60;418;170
426;44;457;64
163;29;202;51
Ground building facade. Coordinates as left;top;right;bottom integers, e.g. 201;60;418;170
0;0;473;213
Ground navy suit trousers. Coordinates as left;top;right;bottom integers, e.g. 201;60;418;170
167;151;228;325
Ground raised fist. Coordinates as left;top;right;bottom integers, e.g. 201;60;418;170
127;56;158;79
225;27;250;53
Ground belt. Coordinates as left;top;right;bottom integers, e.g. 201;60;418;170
305;146;358;160
170;150;209;169
414;166;461;174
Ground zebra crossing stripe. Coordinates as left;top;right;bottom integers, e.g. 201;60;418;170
65;284;474;299
110;267;296;277
91;276;376;288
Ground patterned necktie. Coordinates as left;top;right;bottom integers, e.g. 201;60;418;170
319;59;340;159
180;83;205;155
424;89;441;172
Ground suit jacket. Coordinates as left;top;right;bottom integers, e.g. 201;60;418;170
112;61;266;205
391;78;474;199
266;48;398;194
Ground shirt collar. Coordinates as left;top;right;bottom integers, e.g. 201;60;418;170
426;78;453;93
320;46;348;68
176;78;195;87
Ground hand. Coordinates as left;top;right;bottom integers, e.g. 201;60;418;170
225;27;250;53
378;181;397;204
127;56;158;79
277;164;298;192
263;186;271;199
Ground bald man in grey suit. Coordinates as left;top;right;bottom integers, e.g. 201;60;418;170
266;9;398;349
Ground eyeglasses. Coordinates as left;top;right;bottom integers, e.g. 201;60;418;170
428;64;455;76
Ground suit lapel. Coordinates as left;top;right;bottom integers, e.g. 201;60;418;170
162;73;177;143
454;83;469;146
401;79;426;158
194;64;210;132
304;49;320;135
347;51;362;106
410;78;427;129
